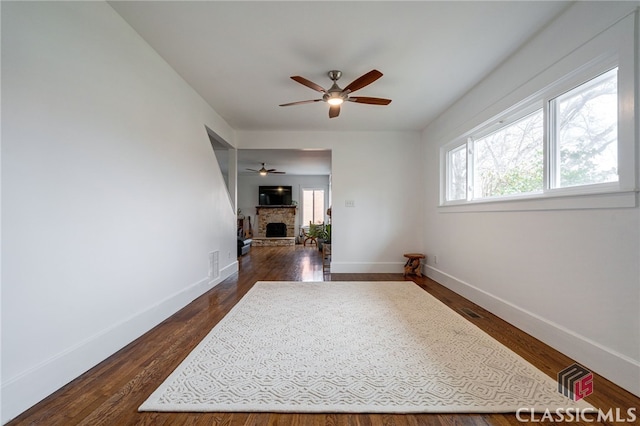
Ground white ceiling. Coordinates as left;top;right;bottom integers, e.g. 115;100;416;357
110;0;570;174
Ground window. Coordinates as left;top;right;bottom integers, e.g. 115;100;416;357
302;189;325;225
443;66;623;207
551;68;618;188
446;145;467;201
472;110;544;199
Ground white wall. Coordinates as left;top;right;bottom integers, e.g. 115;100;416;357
237;131;424;272
238;173;330;235
422;2;640;396
1;2;238;422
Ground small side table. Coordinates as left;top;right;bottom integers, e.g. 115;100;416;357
403;253;425;277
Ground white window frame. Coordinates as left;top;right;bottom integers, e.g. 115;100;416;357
445;143;469;202
440;13;637;212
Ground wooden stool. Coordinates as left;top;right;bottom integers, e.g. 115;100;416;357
403;253;425;277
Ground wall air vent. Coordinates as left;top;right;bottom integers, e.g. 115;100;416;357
209;251;220;280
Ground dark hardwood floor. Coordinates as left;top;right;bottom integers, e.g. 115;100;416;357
8;245;639;425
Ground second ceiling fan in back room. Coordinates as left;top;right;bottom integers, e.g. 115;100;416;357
279;69;392;118
246;163;285;176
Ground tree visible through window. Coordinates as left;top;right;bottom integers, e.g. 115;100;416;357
472;110;544;199
447;145;467;201
302;189;325;225
444;66;619;203
554;68;618;188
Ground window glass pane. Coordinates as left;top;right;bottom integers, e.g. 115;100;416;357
302;189;325;225
313;190;324;224
473;110;544;199
447;145;467;201
302;190;313;225
555;68;618;187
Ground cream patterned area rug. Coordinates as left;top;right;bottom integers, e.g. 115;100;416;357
139;281;594;413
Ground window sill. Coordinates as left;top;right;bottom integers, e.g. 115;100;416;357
439;188;637;212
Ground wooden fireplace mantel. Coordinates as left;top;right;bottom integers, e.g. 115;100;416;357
255;205;297;209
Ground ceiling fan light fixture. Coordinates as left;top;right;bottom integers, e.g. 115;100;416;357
281;69;391;118
247;162;286;176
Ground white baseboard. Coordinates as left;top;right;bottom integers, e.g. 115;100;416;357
425;265;640;398
1;261;238;424
330;261;405;274
218;261;238;285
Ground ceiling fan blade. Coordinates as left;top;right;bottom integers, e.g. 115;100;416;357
279;99;322;107
343;69;383;93
246;168;260;172
347;97;392;105
269;171;286;174
290;76;327;93
266;169;278;172
329;104;340;118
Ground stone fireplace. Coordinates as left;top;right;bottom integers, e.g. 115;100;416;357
252;206;297;246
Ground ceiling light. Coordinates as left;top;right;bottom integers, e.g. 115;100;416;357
280;70;391;119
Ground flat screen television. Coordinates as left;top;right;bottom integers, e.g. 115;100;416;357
259;186;292;206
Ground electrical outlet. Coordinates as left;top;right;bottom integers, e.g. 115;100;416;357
345;199;355;207
434;255;439;264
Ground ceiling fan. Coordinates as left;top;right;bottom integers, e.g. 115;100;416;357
246;163;285;176
279;69;392;118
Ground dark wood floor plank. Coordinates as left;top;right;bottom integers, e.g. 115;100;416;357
6;245;639;425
